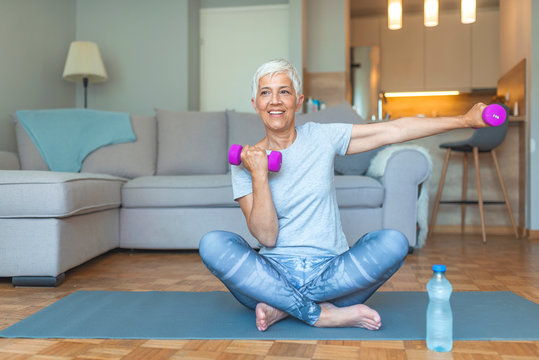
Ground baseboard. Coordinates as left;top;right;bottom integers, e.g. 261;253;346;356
432;225;517;235
526;229;539;239
433;225;539;239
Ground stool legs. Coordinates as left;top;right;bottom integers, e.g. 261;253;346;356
473;147;487;243
428;148;451;239
461;153;468;233
491;149;519;239
430;146;517;243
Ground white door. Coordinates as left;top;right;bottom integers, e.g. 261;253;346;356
200;5;289;112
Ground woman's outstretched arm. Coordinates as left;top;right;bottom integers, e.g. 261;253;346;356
346;103;488;155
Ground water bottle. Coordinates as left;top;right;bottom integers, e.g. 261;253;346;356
306;97;314;113
426;264;453;352
313;99;320;112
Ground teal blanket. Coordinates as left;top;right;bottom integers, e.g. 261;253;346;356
17;109;136;172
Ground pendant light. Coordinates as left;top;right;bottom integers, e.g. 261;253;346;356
424;0;439;27
388;0;402;30
461;0;476;24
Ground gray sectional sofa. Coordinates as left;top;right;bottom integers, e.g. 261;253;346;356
0;104;430;286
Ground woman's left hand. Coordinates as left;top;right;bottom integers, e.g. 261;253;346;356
463;102;489;128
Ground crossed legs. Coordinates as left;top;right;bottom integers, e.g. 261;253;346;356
199;229;408;330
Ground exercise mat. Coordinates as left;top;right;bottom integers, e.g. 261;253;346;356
2;291;538;340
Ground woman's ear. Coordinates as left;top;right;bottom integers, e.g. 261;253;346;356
295;94;305;112
251;98;258;113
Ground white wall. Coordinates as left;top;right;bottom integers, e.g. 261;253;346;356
201;0;287;7
306;0;346;72
0;0;302;152
529;1;539;230
75;0;300;115
499;0;531;76
200;5;290;113
0;0;76;152
288;0;305;83
75;0;189;114
499;0;538;230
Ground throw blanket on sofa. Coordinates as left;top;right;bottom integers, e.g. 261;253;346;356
366;145;432;248
17;109;136;172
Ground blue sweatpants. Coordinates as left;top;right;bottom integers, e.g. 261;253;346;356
199;229;408;326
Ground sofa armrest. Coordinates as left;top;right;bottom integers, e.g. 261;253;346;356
374;148;431;248
0;151;21;170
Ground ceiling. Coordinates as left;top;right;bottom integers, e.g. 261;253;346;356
350;0;500;18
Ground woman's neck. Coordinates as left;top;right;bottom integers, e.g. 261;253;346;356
264;127;297;151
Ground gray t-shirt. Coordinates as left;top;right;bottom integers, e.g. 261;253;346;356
231;122;353;257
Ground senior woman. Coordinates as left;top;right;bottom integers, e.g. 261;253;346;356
200;59;488;332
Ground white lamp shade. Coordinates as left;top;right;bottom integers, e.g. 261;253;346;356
424;0;439;27
388;0;402;30
461;0;476;24
63;41;107;83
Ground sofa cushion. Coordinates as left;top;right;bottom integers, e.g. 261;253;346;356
81;115;157;178
155;109;228;175
0;170;126;218
122;175;235;208
226;110;266;149
14;114;156;178
334;147;386;176
122;174;383;209
334;175;384;208
14;116;49;171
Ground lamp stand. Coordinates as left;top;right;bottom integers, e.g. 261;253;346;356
83;77;88;109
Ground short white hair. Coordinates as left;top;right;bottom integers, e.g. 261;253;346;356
251;59;302;102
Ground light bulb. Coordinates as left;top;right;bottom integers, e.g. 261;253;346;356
388;0;402;30
461;0;476;24
424;0;439;27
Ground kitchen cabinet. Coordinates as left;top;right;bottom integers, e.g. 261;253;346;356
380;14;424;91
425;12;472;90
357;9;500;92
472;8;500;88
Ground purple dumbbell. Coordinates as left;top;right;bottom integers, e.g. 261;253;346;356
482;103;506;126
228;144;282;172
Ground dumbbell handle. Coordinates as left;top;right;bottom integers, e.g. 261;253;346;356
228;144;282;172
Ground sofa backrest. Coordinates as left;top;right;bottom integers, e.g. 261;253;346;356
155;108;228;175
81;115;156;178
13;103;380;178
14;114;157;179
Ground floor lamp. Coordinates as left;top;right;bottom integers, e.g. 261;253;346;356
62;41;108;108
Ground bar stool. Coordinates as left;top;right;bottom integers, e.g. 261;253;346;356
428;105;518;243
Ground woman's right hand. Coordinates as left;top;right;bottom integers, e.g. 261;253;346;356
240;145;268;177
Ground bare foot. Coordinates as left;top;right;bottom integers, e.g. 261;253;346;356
314;302;381;330
255;302;288;331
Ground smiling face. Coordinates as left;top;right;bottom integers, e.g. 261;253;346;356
251;72;304;133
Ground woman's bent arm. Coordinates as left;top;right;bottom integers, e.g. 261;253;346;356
237;173;279;247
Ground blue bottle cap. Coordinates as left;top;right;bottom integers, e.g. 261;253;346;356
432;264;446;272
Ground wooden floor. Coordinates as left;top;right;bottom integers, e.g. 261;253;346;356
1;233;538;359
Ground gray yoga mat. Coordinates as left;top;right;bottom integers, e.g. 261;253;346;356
1;291;538;340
